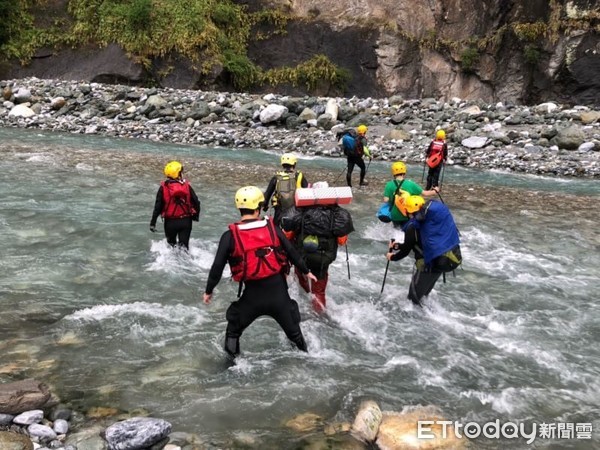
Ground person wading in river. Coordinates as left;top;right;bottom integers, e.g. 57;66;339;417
386;195;461;306
203;185;317;360
150;160;200;250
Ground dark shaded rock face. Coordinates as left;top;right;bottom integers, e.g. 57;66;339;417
0;0;598;105
553;33;600;106
2;44;144;86
246;21;382;98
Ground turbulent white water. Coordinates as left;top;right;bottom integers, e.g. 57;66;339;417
1;127;599;449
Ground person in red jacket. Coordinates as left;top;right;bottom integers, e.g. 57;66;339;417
150;161;200;250
203;186;317;360
425;129;448;190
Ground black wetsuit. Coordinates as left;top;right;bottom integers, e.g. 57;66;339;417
346;154;366;187
425;140;448;190
346;134;368;187
390;223;442;306
205;219;311;357
150;181;200;250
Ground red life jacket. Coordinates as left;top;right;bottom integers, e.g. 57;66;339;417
228;218;288;282
427;140;445;168
161;180;197;219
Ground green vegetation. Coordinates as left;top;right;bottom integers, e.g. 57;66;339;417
262;54;351;92
0;0;347;93
1;0;598;90
459;47;479;72
523;44;541;65
0;0;21;46
512;22;548;42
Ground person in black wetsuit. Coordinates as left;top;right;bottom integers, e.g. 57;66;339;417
202;185;317;359
150;160;200;250
386;195;461;306
338;124;372;187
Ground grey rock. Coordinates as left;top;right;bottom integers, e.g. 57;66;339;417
0;413;14;425
104;417;172;450
53;418;69;434
27;423;57;441
461;136;489;149
13;410;44;425
551;126;586;150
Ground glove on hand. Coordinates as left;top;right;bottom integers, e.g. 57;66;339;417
150;225;156;233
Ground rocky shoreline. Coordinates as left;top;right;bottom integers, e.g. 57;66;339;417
1;77;599;179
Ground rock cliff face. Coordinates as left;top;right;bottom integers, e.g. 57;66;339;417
1;0;598;105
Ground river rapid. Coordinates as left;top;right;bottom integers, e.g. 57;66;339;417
0;127;599;449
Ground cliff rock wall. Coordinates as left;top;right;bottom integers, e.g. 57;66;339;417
0;0;598;105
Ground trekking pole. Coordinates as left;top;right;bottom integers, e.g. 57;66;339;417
421;160;427;184
380;239;395;295
436;190;445;204
439;162;446;190
334;166;347;184
345;243;351;280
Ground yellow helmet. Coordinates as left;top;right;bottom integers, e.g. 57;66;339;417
391;161;406;176
281;153;298;166
357;124;368;135
164;161;183;179
404;195;425;214
436;129;446;140
235;186;265;210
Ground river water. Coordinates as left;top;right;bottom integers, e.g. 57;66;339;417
0;126;599;449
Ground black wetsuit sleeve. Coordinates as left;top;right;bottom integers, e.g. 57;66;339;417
443;143;448;160
150;186;164;227
189;185;200;220
263;176;277;209
426;141;433;157
276;227;310;274
205;230;233;295
391;225;418;261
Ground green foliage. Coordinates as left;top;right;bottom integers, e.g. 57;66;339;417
523;44;541;65
211;2;239;27
262;54;350;92
459;47;479;72
250;9;290;40
124;0;153;32
222;50;261;90
0;0;20;45
63;0;250;70
512;22;547;42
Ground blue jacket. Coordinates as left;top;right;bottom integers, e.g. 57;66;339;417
410;200;460;266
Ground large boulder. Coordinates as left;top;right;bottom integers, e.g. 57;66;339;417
351;400;382;442
0;380;51;415
104;417;172;450
0;431;33;450
376;408;465;450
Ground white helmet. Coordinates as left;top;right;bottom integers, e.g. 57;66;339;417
312;181;329;189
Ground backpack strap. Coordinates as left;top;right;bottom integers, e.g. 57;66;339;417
229;224;247;298
389;180;404;205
